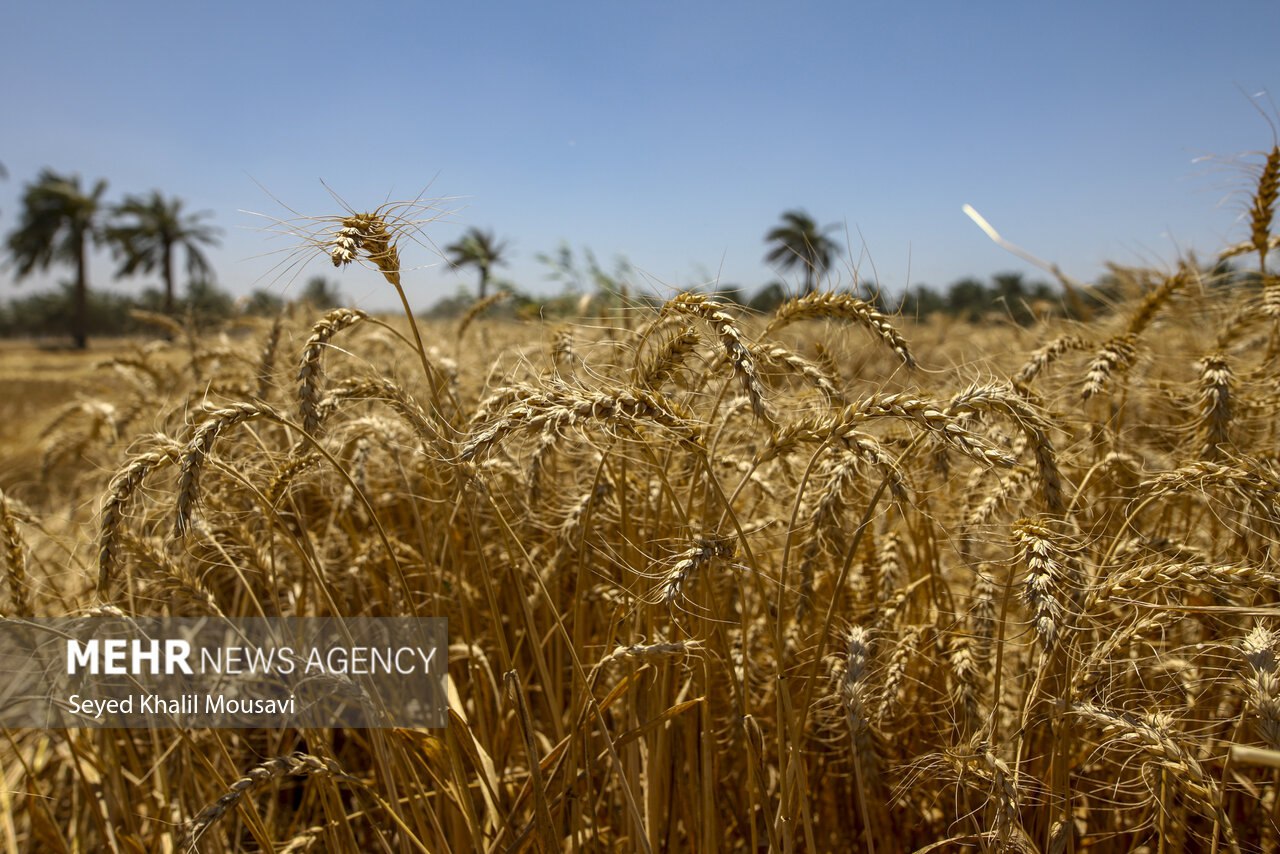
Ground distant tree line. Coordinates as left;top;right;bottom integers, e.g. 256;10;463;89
0;274;345;338
4;170;1252;341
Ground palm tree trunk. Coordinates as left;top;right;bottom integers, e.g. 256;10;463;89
804;268;815;296
73;232;88;350
163;240;175;315
478;268;489;300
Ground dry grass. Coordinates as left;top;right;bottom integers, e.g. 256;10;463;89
2;155;1280;853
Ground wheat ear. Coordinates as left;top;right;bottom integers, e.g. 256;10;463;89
1087;561;1280;611
174;403;281;538
1081;333;1137;400
461;385;702;462
1125;270;1186;337
323;377;443;451
1013;518;1081;651
635;324;701;390
1195;353;1233;459
0;489;32;618
754;343;844;403
255;313;284;400
652;537;736;605
1251;145;1280;269
457;293;506;343
1014;334;1087;388
761;392;1017;468
184;753;355;850
949;383;1066;513
297;308;368;435
659;291;772;421
1241;624;1280;749
329;213;401;284
765;290;916;369
1074;703;1239;853
603;638;705;666
98;437;183;590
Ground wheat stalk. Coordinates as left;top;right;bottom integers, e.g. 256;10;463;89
461;384;702;462
1241;624;1280;749
98;436;183;590
457;293;506;343
635;324;701;390
765;290;916;369
1014;334;1088;388
761;391;1017;468
651;537;736;605
1074;702;1239;853
1082;333;1137;400
183;753;355;851
0;488;32;618
1251;145;1280;269
174;402;282;538
754;343;844;402
659;291;772;421
297;308;368;435
1194;353;1233;459
1013;518;1081;651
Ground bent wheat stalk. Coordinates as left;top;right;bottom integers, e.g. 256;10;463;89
659;291;772;422
0;488;32;618
297;307;367;435
98;436;183;590
184;753;357;851
766;290;916;369
461;385;703;461
1074;702;1240;854
174;403;286;538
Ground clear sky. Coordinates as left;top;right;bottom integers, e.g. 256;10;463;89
2;1;1277;311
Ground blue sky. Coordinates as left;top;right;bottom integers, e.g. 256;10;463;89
2;1;1277;311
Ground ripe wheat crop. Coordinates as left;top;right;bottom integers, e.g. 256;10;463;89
3;147;1280;852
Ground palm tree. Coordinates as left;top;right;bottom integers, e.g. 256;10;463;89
446;227;509;299
108;190;220;315
6;169;108;349
764;210;842;295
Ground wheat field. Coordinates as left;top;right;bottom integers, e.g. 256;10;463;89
1;146;1279;853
